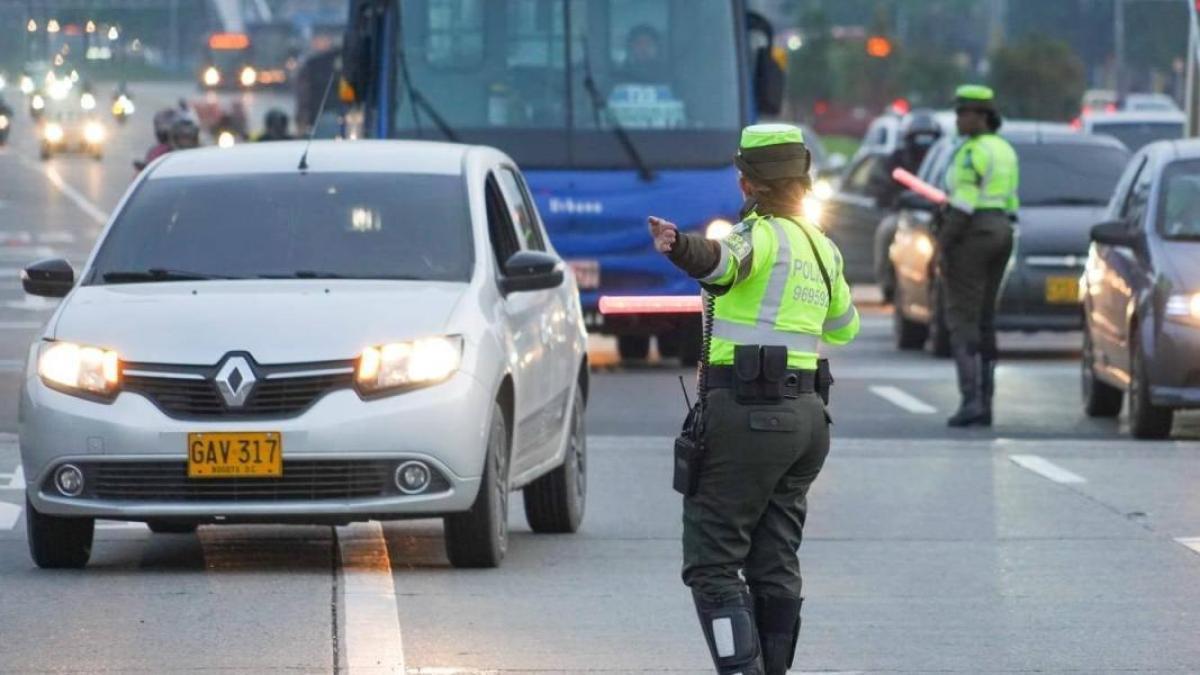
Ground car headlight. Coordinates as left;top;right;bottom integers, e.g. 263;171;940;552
355;336;463;395
217;130;236;148
812;178;834;201
0;114;8;130
203;67;221;87
38;341;120;397
802;195;824;226
80;92;96;110
1166;293;1200;324
20;75;34;94
240;67;257;87
84;121;105;144
705;218;734;241
31;94;45;111
43;122;64;143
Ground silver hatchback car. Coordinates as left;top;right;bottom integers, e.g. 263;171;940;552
19;140;589;569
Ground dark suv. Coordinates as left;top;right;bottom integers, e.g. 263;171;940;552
1083;139;1200;439
888;124;1129;354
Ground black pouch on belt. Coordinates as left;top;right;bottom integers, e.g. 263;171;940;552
816;357;834;405
673;403;704;496
733;344;762;403
759;346;788;402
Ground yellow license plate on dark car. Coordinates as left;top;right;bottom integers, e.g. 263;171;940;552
187;432;282;478
1045;276;1080;304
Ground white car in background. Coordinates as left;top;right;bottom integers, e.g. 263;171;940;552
19;140;589;569
1081;110;1185;152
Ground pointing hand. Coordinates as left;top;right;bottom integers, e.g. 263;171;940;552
648;216;678;254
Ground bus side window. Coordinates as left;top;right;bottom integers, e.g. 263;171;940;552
425;0;485;68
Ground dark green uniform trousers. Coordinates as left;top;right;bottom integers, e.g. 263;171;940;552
942;210;1014;358
682;389;830;601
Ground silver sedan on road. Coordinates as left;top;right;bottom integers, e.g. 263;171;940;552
19;140;589;569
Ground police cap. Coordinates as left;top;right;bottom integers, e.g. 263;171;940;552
736;123;810;182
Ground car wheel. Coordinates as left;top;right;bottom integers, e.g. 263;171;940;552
524;387;587;534
1128;331;1173;440
1081;328;1122;418
26;496;93;569
617;335;650;361
147;521;198;534
892;280;928;350
929;281;952;358
444;400;510;568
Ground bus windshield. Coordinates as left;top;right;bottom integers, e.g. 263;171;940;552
393;0;743;169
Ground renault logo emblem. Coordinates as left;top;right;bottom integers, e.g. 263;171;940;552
214;356;257;407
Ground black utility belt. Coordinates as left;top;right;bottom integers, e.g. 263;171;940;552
706;344;833;404
708;365;816;395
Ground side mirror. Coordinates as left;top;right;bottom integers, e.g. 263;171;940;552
1090;220;1139;248
22;258;74;298
897;191;936;212
501;250;564;294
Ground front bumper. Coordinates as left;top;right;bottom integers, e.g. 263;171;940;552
1149;320;1200;408
996;258;1085;332
20;369;492;520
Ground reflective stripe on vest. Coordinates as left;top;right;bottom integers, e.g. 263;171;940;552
712;317;821;353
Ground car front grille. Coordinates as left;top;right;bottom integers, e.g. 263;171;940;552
87;460;392;501
122;361;355;419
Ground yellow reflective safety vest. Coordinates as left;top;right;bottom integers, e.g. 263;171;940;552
699;214;859;370
945;133;1020;215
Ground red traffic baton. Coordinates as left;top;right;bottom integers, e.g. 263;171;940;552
598;295;702;315
891;167;948;206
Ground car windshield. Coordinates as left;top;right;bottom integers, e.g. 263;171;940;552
1090;121;1183;152
393;0;741;169
1158;160;1200;240
87;173;474;284
1017;142;1129;206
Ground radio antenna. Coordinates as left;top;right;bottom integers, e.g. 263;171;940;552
298;66;339;172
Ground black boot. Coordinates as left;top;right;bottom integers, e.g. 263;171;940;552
979;356;996;427
693;590;765;674
754;594;802;675
947;343;987;427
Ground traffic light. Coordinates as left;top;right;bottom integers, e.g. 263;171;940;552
866;36;892;59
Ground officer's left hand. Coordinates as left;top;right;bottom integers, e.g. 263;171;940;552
648;216;678;253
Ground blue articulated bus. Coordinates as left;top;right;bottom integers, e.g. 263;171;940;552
341;0;784;362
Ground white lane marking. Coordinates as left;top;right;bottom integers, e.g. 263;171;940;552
337;521;405;674
0;360;26;373
97;520;146;530
1175;538;1200;556
0;321;44;330
20;159;109;226
4;296;59;312
7;465;25;490
868;385;938;414
0;502;20;530
1009;454;1087;484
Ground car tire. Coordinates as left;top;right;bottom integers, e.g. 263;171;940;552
1081;329;1122;418
444;400;510;568
1128;331;1173;440
524;387;587;534
929;281;952;358
26;497;93;569
617;335;650;361
147;521;199;534
892;280;928;350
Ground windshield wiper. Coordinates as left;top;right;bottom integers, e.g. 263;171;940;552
579;38;654;182
258;271;426;280
395;3;458;142
1025;197;1108;207
101;268;241;283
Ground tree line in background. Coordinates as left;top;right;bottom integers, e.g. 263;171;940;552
776;0;1188;124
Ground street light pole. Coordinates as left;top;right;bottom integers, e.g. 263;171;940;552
1114;0;1126;98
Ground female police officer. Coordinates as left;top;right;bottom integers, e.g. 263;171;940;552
648;124;859;674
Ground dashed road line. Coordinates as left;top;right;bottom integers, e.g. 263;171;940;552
868;385;938;414
0;501;20;530
1009;454;1087;484
1;465;25;490
336;522;406;674
1175;537;1200;556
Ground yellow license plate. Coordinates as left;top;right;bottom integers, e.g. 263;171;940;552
1045;276;1080;304
187;432;282;478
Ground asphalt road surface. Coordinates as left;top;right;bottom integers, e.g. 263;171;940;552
1;83;1199;674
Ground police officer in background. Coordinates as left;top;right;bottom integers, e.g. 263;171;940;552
940;85;1018;427
648;124;860;674
876;109;944;209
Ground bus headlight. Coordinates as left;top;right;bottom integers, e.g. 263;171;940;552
84;121;105;145
705;218;734;241
202;67;221;87
43;122;64;143
239;67;257;87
